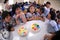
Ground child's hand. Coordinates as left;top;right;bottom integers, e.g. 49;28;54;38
34;16;39;20
31;16;35;20
16;14;20;20
39;16;45;22
10;27;15;31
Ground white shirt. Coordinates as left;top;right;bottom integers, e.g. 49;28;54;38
49;20;59;32
45;18;59;33
44;7;50;16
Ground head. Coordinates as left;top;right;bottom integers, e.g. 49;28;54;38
46;13;51;19
2;11;11;22
36;7;40;13
12;4;21;15
56;10;60;15
46;2;51;8
4;0;8;4
39;7;44;14
28;5;35;13
50;10;56;20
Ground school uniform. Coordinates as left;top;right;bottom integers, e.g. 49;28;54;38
58;24;60;30
13;13;26;23
3;18;16;31
47;20;59;33
44;7;50;16
26;12;40;18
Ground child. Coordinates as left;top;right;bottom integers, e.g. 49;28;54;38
36;7;45;21
2;11;16;31
46;13;59;34
12;4;27;24
26;5;39;21
44;2;51;16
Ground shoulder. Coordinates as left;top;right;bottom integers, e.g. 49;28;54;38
44;7;47;9
50;20;57;24
26;12;32;15
50;20;57;26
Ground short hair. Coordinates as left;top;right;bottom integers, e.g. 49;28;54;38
46;2;51;5
56;10;60;13
12;4;20;14
57;13;60;19
50;11;56;20
40;7;45;13
2;11;10;19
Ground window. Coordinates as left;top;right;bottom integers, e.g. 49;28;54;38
0;5;2;11
24;0;29;2
8;0;14;5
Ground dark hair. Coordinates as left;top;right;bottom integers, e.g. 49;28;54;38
56;10;60;14
57;13;60;19
40;7;45;13
50;10;56;20
2;11;10;19
27;5;35;12
46;13;51;18
46;2;51;5
51;31;60;40
4;0;8;3
12;4;20;14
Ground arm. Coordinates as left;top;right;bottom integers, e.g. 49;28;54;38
27;16;35;21
15;15;20;25
20;12;27;23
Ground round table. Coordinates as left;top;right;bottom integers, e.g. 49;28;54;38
10;20;50;40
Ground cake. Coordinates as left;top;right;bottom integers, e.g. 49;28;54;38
31;24;40;32
18;27;28;36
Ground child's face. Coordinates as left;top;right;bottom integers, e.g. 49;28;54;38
40;9;42;14
5;15;11;22
36;8;40;13
29;6;35;13
47;13;51;19
58;19;60;24
46;4;51;8
15;7;21;15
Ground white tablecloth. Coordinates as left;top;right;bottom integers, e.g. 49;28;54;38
10;20;50;40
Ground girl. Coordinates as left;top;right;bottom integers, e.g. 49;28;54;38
26;5;39;21
12;4;27;24
2;11;16;31
46;13;59;34
36;7;45;21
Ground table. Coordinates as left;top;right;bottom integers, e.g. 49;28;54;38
10;20;51;40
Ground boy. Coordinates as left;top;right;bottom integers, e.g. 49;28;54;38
2;11;16;31
44;2;51;16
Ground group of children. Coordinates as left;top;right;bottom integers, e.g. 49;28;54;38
0;1;60;40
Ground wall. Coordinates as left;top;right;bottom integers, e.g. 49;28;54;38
29;0;60;10
14;0;24;3
0;0;60;11
44;0;60;10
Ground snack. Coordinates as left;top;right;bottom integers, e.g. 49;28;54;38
18;27;28;36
